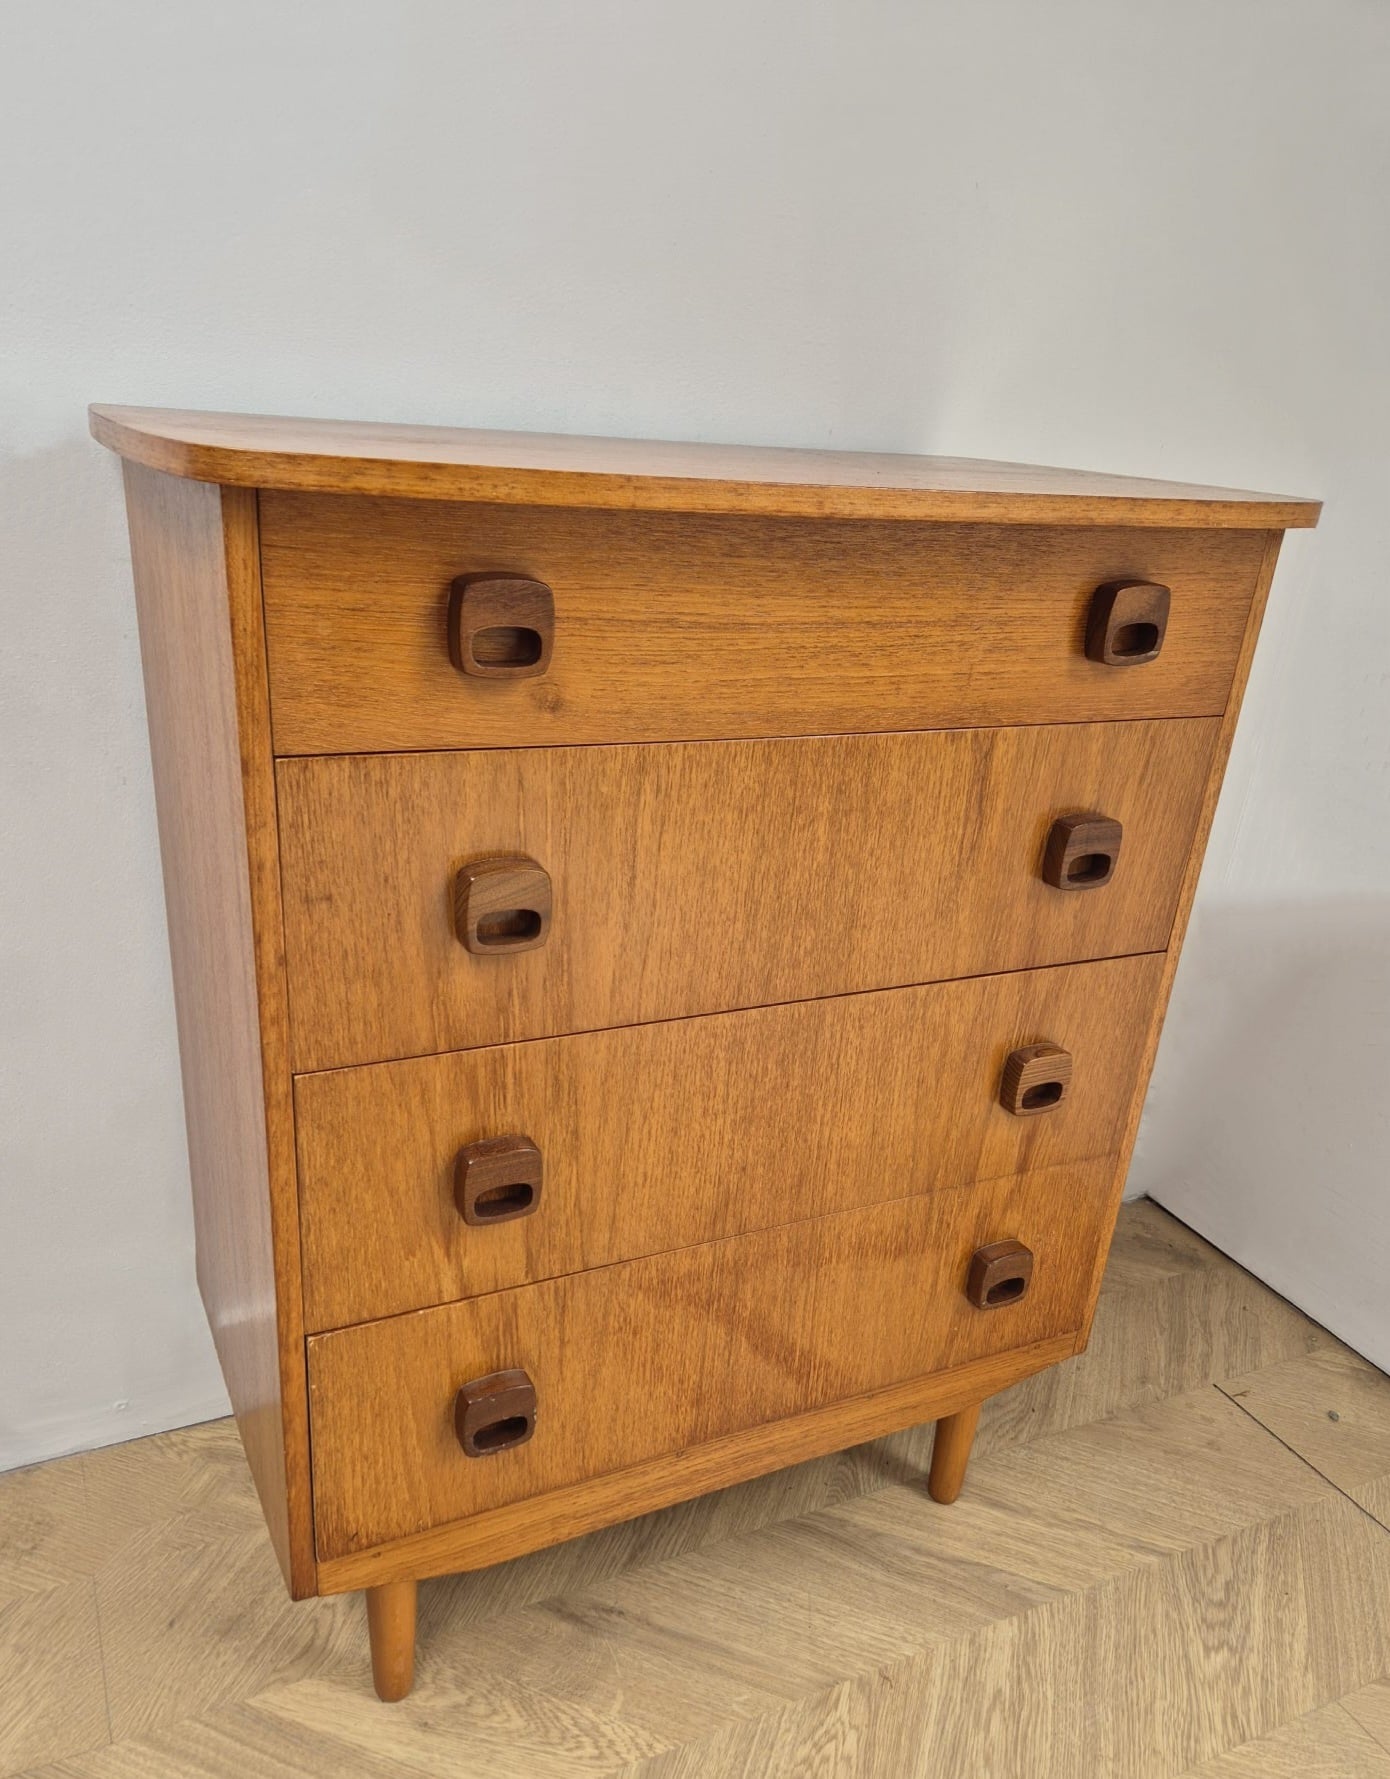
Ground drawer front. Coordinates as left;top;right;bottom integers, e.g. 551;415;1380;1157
260;495;1265;754
278;720;1216;1070
307;1157;1113;1557
296;954;1164;1329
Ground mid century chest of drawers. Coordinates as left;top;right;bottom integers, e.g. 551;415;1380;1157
91;406;1319;1700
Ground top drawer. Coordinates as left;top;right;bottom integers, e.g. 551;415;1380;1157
259;496;1266;754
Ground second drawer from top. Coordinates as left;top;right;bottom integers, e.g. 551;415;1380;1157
260;496;1266;754
278;718;1216;1070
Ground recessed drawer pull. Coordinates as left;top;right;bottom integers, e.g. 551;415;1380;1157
449;575;555;678
1042;812;1123;891
966;1240;1034;1310
999;1043;1073;1116
454;1368;537;1457
1086;579;1171;665
454;855;552;954
455;1135;544;1225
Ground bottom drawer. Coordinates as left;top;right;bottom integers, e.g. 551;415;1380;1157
308;1157;1115;1558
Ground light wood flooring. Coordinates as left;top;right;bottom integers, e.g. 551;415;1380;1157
5;1199;1390;1777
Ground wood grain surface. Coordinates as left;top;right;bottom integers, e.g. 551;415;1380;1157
1074;532;1286;1342
87;398;1322;1704
259;499;1267;753
120;466;315;1596
88;406;1322;527
295;954;1163;1328
1220;1346;1390;1533
314;1332;1074;1595
1178;1704;1390;1778
13;1204;1384;1776
926;1401;983;1504
306;1157;1114;1558
364;1579;416;1704
277;719;1217;1070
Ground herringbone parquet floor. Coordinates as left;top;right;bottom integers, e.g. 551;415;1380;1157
5;1200;1390;1777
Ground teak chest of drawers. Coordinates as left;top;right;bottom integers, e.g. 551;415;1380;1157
92;405;1319;1701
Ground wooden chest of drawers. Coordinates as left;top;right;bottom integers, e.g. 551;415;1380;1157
92;406;1319;1701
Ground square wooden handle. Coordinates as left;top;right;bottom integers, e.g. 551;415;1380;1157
454;1369;538;1457
966;1241;1034;1310
1042;813;1123;891
455;1135;543;1225
1000;1044;1073;1116
454;855;552;954
449;575;554;678
1086;580;1170;665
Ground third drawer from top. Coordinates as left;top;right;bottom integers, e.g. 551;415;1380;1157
295;953;1163;1329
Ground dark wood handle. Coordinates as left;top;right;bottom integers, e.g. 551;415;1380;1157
455;1368;537;1457
1086;580;1170;665
1042;813;1123;890
454;854;552;954
455;1135;543;1225
449;574;555;678
1000;1044;1073;1116
966;1240;1034;1310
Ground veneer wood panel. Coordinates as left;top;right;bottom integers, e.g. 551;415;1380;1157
277;719;1217;1070
259;500;1268;754
295;954;1164;1328
1074;530;1285;1342
307;1158;1114;1558
120;465;314;1596
90;405;1321;528
91;408;1318;1701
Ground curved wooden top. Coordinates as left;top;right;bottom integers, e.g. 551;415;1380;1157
89;406;1320;528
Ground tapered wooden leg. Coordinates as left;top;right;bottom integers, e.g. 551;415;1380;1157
928;1400;982;1504
366;1578;417;1701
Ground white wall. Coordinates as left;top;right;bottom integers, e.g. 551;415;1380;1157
3;1;1387;1469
